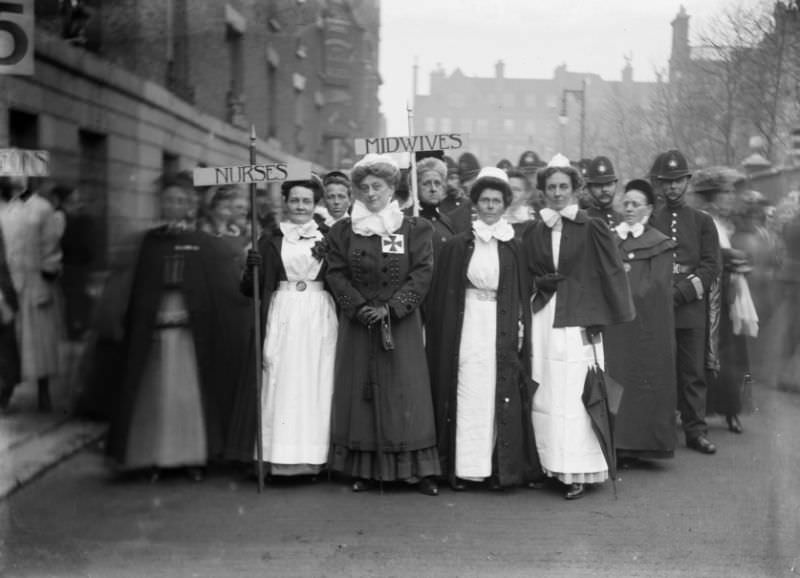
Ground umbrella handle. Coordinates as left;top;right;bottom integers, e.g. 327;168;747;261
590;340;600;368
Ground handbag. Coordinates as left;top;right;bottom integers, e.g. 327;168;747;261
380;314;394;351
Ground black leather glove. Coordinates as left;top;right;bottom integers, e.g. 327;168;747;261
356;305;374;327
534;273;564;293
245;250;262;271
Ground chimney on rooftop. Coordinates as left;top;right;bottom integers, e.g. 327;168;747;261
495;60;505;80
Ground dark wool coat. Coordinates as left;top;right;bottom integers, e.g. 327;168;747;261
107;227;224;463
586;205;624;229
425;231;540;486
325;217;437;453
519;212;635;328
651;203;721;329
439;197;473;234
224;229;328;462
0;226;19;391
604;226;678;458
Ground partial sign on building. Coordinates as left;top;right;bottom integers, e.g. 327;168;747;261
0;148;49;176
192;160;312;187
0;0;34;76
354;133;468;156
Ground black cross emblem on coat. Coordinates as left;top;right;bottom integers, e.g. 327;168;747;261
382;234;404;254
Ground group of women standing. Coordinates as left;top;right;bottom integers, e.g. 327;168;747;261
108;151;688;501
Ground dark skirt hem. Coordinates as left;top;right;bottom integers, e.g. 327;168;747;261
330;444;441;481
617;449;675;460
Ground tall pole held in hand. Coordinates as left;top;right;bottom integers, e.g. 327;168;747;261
249;125;265;493
407;101;419;217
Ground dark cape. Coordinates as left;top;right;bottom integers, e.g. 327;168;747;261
425;231;540;486
224;229;327;462
519;212;635;328
325;217;440;481
604;226;678;458
201;233;254;454
0;225;19;402
107;227;225;464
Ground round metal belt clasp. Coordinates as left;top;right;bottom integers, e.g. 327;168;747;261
296;281;307;291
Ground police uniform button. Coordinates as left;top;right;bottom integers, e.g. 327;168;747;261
296;281;307;291
627;252;635;259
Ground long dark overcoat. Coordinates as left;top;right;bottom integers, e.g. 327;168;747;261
325;217;437;456
604;226;678;458
425;231;540;486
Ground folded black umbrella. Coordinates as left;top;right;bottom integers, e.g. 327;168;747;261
582;342;624;497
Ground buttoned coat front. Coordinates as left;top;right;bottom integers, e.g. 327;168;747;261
326;217;437;454
651;204;721;329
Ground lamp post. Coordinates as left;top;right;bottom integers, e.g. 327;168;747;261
558;78;587;159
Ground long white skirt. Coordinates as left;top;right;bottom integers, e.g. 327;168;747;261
125;293;207;469
258;284;337;472
531;294;608;484
455;294;497;480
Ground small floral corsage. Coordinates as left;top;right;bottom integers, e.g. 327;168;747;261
311;237;330;262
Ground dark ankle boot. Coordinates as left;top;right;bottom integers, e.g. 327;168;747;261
37;378;52;413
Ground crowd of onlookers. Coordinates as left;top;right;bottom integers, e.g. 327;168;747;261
0;148;797;501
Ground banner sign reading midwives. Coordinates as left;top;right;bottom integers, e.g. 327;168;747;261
354;133;468;156
192;160;312;187
0;148;49;176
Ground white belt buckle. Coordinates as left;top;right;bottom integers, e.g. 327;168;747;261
296;281;307;291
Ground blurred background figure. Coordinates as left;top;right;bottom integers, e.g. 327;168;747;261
107;176;222;482
230;188;251;242
504;168;537;227
49;184;95;341
0;176;63;412
692;168;758;434
0;210;20;412
761;196;800;394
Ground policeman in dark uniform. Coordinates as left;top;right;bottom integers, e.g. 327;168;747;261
584;155;623;228
650;150;721;455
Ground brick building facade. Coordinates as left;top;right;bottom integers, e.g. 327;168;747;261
413;60;657;177
1;0;381;265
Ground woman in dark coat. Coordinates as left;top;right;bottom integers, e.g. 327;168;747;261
107;179;222;481
326;153;440;496
0;219;20;411
603;179;677;462
426;167;538;490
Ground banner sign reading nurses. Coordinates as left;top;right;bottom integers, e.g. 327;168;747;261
192;160;312;187
354;133;468;156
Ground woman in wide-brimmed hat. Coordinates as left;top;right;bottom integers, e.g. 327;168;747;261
325;154;441;496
